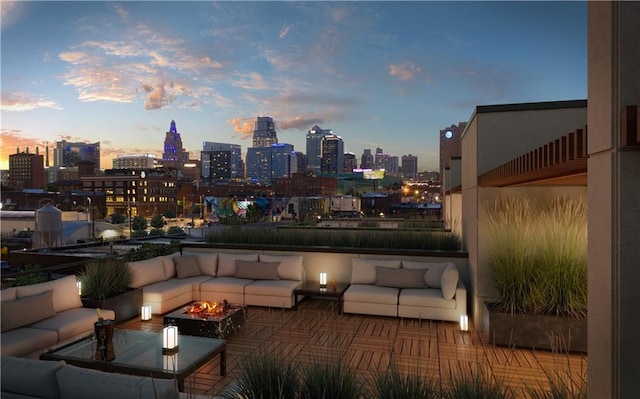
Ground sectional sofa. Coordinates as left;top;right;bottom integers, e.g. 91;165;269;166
126;251;305;315
1;275;116;358
343;258;467;322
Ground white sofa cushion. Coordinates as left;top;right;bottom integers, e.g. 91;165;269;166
1;286;17;301
259;254;304;281
200;276;254;294
441;264;460;300
245;279;302;296
1;356;66;399
343;284;399;305
217;253;259;277
127;258;166;289
30;307;115;342
399;288;457;309
351;258;401;285
16;275;82;313
1;290;56;332
142;281;193;304
56;363;179;399
401;261;453;288
0;327;59;358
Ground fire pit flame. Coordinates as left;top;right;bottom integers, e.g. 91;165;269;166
184;300;231;319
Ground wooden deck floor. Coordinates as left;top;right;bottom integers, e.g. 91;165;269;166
119;299;587;397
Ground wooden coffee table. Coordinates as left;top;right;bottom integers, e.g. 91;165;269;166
40;329;226;391
294;281;350;313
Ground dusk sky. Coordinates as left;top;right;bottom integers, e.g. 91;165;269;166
1;1;587;172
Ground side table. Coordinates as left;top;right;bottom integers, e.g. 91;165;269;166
294;281;350;314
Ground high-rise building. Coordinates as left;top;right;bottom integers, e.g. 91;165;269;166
9;147;45;190
360;149;374;169
253;116;278;148
53;140;100;173
344;152;357;173
401;154;418;179
373;147;398;172
306;125;332;175
246;143;296;184
321;135;344;174
162;120;189;171
295;152;308;174
439;122;466;179
201;142;242;182
112;154;159;169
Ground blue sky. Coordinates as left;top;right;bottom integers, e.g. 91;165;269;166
1;1;587;171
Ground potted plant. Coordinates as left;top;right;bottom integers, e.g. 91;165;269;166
79;257;142;323
482;195;587;353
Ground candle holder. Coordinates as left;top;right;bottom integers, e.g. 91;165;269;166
141;305;152;321
459;315;469;332
162;325;179;354
319;272;327;288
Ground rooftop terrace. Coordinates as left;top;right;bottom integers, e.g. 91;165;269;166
120;299;587;398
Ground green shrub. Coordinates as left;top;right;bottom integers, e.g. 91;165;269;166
2;264;47;288
131;230;149;238
167;226;184;235
441;362;515;399
482;195;587;317
149;228;165;236
219;350;300;399
299;357;360;399
78;258;131;300
369;363;439;399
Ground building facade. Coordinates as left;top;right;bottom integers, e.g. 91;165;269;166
320;135;344;174
200;142;242;182
252;116;278;148
274;173;338;196
344;152;357;173
53;140;100;174
112;154;159;169
246;143;297;185
306;125;332;175
8;147;45;191
162;120;189;171
401;154;418;179
439;122;466;180
360;149;374;169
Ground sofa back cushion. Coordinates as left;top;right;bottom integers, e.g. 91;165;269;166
375;267;427;289
234;260;280;280
217;253;259;277
16;275;82;313
260;254;304;281
174;255;202;279
401;261;452;288
127;258;166;289
161;252;180;279
1;356;66;399
1;290;56;332
182;252;218;276
351;258;401;285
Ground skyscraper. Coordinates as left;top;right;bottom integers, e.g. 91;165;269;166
321;135;344;174
344;152;357;173
401;154;418;179
360;149;374;169
53;140;100;173
246;143;297;184
201;142;242;182
162;120;188;171
253;116;278;147
306;125;332;175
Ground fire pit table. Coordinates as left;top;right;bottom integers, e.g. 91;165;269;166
163;300;247;339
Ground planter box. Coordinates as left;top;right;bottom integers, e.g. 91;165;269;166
485;303;587;353
82;288;143;323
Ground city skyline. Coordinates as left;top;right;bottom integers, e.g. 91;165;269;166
1;1;587;171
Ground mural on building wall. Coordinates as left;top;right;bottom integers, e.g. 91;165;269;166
204;196;293;222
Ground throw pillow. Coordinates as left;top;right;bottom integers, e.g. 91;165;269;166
1;290;56;332
441;264;460;300
375;267;427;289
0;357;66;399
259;254;303;281
174;255;201;279
401;261;451;288
351;258;402;285
234;261;281;280
217;253;259;277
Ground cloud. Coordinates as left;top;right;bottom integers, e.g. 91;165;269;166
0;129;51;167
279;24;293;39
278;117;326;130
141;82;175;110
0;91;63;111
0;0;26;32
389;61;423;81
232;73;267;90
227;117;254;139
